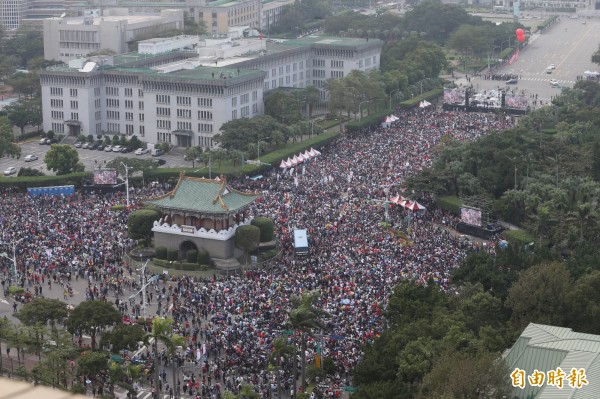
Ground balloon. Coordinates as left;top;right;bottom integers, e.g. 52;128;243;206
516;28;524;36
517;34;525;42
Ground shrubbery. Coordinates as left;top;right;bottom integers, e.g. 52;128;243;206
251;217;275;242
186;249;198;263
197;249;210;265
155;246;167;260
167;249;178;261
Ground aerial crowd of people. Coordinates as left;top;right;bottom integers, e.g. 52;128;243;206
0;106;516;398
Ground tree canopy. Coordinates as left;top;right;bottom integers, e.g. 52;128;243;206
65;301;121;350
44;144;84;175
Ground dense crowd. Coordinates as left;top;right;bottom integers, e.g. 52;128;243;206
0;107;516;398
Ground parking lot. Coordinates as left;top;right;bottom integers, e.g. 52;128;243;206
1;141;190;177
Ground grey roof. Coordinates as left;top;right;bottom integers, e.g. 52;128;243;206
503;323;600;398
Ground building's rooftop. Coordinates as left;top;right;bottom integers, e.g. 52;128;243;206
53;14;165;25
503;323;600;398
145;175;261;214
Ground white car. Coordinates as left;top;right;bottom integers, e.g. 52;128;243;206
104;145;113;152
135;148;149;155
3;167;17;176
550;79;560;87
548;64;556;70
24;154;38;162
112;145;122;152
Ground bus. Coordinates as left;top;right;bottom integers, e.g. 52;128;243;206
293;229;309;256
493;6;508;13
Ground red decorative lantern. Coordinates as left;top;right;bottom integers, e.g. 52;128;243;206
515;28;524;36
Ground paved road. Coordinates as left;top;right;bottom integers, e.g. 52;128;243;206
0;142;190;178
461;17;600;106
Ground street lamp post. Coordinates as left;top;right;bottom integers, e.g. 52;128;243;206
389;88;401;110
120;162;130;207
308;120;315;137
358;100;371;119
505;155;518;190
0;238;24;281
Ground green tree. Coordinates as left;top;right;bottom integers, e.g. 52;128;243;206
0;317;12;371
184;146;203;167
18;167;44;177
506;262;572;335
288;290;329;391
100;324;146;353
215;115;286;153
269;337;295;399
65;301;122;350
420;351;511;398
127;209;160;245
7;107;30;135
143;317;185;399
235;225;261;266
265;90;304;125
44;144;83;175
78;351;109;376
0;116;20;158
15;298;68;338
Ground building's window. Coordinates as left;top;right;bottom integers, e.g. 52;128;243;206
156;94;170;104
125;88;133;97
70;88;78;97
177;109;192;118
50;87;63;96
95;99;101;108
231;110;237;119
198;123;213;133
95;111;101;120
51;122;64;132
177;96;191;106
252;103;258;114
231;97;237;106
139;125;145;137
139;101;144;110
51;111;63;119
107;111;120;119
198;98;213;107
126;124;134;134
125;112;134;121
94;87;101;96
70;112;78;120
125;100;133;109
198;110;213;120
106;87;119;96
139;114;145;122
177;121;192;130
95;123;102;134
157;120;171;129
157;107;171;117
252;91;257;101
240;93;249;104
50;99;63;108
241;105;249;117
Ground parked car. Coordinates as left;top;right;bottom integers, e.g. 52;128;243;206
24;154;38;162
3;167;17;176
121;147;133;153
89;142;99;150
548;64;556;70
74;142;82;148
153;159;166;166
82;142;89;149
112;145;122;152
506;78;518;84
39;138;47;145
97;144;105;151
104;145;113;152
151;148;164;157
135;148;149;155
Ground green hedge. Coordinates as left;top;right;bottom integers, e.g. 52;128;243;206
197;249;210;265
186;249;198;263
345;109;391;133
437;195;462;215
15;130;43;142
0;172;92;190
142;131;340;182
251;217;274;242
155;246;167;260
398;88;444;109
153;258;210;271
111;205;126;212
167;248;178;261
8;286;24;295
153;258;168;267
503;229;536;247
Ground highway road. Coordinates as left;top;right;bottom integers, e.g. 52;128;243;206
465;16;600;106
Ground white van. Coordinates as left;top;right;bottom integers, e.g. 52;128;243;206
151;148;164;157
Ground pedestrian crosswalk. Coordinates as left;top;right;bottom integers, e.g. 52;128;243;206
517;77;575;84
135;389;171;399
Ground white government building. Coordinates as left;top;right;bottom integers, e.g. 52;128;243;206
39;34;383;148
